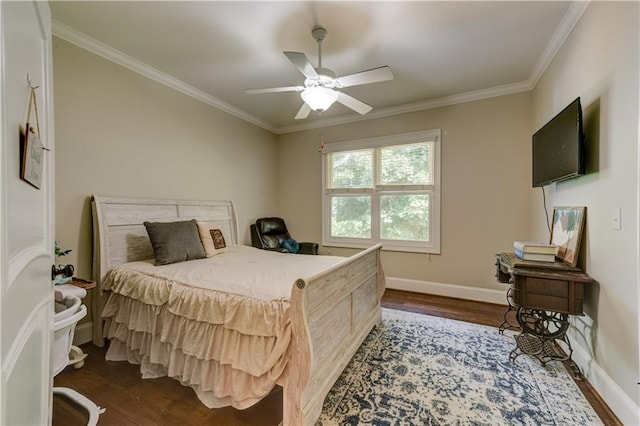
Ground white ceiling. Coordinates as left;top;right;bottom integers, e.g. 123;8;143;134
50;1;584;134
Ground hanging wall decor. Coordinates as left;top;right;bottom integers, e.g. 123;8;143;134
21;127;44;189
21;76;48;189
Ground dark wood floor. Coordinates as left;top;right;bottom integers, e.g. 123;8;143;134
53;289;620;425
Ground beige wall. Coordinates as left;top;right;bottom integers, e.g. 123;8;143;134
531;2;639;421
53;4;639;421
277;93;532;291
53;37;278;291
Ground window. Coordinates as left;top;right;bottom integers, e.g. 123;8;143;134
322;130;441;253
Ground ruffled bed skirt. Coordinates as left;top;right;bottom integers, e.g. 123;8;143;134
102;291;292;409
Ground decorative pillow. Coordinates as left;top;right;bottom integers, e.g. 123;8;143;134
209;228;228;255
196;222;227;257
197;221;215;257
281;239;299;254
143;219;205;265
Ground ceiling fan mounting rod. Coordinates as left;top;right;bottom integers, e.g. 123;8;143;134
312;26;327;68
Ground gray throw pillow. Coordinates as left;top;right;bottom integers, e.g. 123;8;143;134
143;219;206;265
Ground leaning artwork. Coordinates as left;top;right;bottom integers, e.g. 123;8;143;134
550;206;586;267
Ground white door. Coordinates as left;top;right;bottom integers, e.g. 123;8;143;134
0;1;55;425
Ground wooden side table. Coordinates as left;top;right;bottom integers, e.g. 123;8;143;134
69;277;96;290
495;252;594;376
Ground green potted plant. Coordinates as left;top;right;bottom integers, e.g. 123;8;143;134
53;241;74;285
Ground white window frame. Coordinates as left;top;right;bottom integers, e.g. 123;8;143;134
322;129;441;253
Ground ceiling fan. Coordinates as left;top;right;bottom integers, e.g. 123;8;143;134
245;26;394;120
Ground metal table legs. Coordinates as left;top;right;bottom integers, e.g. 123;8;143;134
507;307;582;378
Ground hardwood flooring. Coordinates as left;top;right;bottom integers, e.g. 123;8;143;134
53;289;621;425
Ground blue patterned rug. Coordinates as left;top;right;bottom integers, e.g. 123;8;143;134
318;308;602;425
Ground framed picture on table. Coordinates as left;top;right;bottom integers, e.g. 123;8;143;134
550;206;586;267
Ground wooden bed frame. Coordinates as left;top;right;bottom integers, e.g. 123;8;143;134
91;195;384;425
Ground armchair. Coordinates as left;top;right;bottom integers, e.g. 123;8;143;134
250;217;319;255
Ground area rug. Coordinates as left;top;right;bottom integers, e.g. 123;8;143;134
318;308;602;425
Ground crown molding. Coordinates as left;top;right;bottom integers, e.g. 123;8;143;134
527;1;590;89
276;80;532;134
278;2;589;134
52;1;588;136
52;20;277;134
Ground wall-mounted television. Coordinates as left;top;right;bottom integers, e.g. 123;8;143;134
532;97;585;187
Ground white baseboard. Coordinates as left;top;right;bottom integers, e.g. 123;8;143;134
571;338;639;425
73;321;93;346
386;276;507;305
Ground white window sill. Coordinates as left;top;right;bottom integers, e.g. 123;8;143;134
323;240;440;254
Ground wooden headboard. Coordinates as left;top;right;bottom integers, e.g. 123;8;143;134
90;195;239;345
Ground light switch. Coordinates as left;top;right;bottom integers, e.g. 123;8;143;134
612;207;622;230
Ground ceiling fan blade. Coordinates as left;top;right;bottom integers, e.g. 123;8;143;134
294;103;312;120
245;86;303;95
337;92;373;115
337;66;394;88
284;51;319;79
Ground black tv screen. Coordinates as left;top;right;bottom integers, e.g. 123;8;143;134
532;97;585;187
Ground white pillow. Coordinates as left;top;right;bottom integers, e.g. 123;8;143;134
197;222;228;257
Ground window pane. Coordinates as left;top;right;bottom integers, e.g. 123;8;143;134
329;150;373;188
331;196;371;238
380;194;429;241
379;142;432;185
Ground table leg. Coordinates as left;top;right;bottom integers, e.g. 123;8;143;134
508;308;582;377
498;285;520;334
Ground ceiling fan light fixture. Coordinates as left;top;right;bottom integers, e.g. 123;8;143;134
246;25;393;120
301;87;338;112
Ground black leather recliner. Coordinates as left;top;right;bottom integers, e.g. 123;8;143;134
250;217;319;255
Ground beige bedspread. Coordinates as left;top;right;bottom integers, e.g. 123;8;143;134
101;245;344;409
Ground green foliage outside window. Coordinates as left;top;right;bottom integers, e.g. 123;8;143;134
329;150;373;189
380;143;431;185
381;194;429;241
329;142;432;243
331;196;371;238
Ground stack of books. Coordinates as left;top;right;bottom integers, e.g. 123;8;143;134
513;241;558;262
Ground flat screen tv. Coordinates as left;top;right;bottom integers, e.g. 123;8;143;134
532;97;585;187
